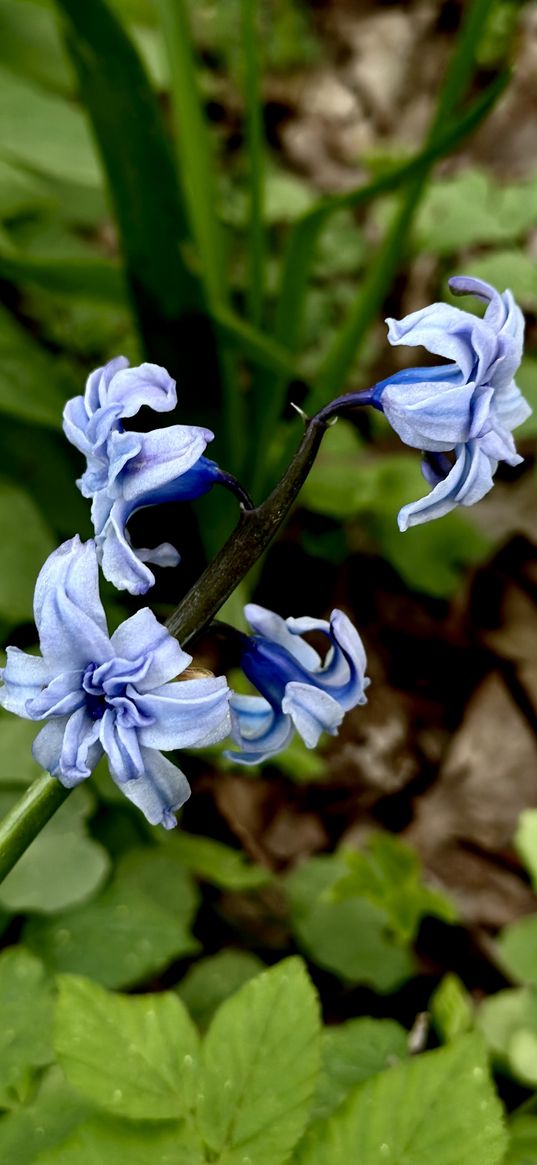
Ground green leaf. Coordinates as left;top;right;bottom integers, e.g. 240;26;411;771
37;1114;203;1165
295;1035;506;1165
0;158;50;219
54;0;206;387
0;1066;92;1165
286;856;414;993
477;987;537;1085
0;787;110;915
0;303;75;429
169;832;270;890
198;958;321;1165
25;847;200;988
506;1115;537;1165
0;947;54;1099
332;833;457;944
497;916;537;989
0;247;127;304
431;974;474;1042
313;1018;409;1121
0;480;55;626
178;950;265;1029
413;169;537;255
55;974;199;1119
0;66;100;185
0;0;74;95
0;713;43;789
515;810;537;890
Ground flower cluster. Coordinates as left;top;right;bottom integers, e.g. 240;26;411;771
373;276;529;529
0;274;529;829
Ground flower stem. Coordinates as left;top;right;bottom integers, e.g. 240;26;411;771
0;774;69;883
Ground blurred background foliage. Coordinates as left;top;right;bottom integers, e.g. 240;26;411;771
3;0;537;1160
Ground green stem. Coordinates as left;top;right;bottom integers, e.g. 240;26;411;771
0;775;69;883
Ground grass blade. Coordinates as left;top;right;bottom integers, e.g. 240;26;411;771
241;0;265;329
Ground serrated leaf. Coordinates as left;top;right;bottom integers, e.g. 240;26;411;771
0;786;110;914
168;832;270;890
55;975;199;1120
506;1115;537;1165
462;251;537;313
414;169;537;254
37;1114;203;1165
313;1018;409;1121
333;833;457;943
24;848;200;988
178;950;265;1030
0;947;54;1099
295;1035;506;1165
431;974;474;1042
286;855;414;992
198;958;321;1165
0;1066;92;1165
497;916;537;988
0;66;100;185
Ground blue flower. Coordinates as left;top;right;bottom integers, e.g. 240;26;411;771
0;537;231;828
373;276;531;529
227;604;369;765
63;358;221;594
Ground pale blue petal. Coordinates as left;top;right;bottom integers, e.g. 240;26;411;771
244;604;322;670
282;681;344;747
100;707;145;782
110;608;191;690
97;503;160;595
398;442;495;531
137;675;230;751
0;648;49;717
104;362;177;418
227;694;294;765
34;537;112;671
381;378;477;451
119;747;191;828
119;425;214;503
27;670;85;719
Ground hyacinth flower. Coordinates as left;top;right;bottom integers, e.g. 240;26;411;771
368;276;531;529
0;538;231;828
63;357;244;595
227;603;369;764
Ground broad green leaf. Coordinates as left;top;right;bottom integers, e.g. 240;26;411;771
0;303;74;429
0;1066;92;1165
413;169;537;254
0;713;42;788
369;504;492;599
313;1018;409;1121
0;158;50;219
497;916;537;989
300;421;365;520
286;856;414;992
0;787;110;914
333;833;457;943
477;987;537;1085
54;0;207;406
295;1035;506;1165
515;810;537;890
431;974;474;1042
0;947;54;1099
37;1115;203;1165
169;832;270;890
275;735;326;782
55;974;199;1120
0;422;90;541
0;248;127;304
0;480;55;626
0;66;100;185
25;848;200;988
506;1115;537;1165
0;0;74;95
462;250;537;313
178;950;265;1029
198;958;321;1165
